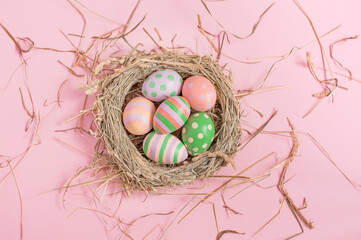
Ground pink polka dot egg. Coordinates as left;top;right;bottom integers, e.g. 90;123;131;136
182;76;217;111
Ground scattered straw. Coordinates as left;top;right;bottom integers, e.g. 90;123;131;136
312;64;361;83
245;124;361;188
178;152;275;223
247;24;342;60
293;0;336;118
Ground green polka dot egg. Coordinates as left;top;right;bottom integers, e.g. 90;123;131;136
181;112;215;155
142;69;183;102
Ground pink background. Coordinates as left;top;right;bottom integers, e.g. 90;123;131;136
1;0;361;239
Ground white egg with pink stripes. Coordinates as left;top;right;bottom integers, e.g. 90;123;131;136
143;132;188;164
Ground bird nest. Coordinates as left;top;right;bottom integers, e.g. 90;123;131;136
85;51;241;191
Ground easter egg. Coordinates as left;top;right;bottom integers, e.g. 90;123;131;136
153;96;191;134
143;132;188;164
182;76;217;111
123;97;155;135
142;69;183;102
181;112;215;155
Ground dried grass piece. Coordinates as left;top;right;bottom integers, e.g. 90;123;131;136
247;24;342;60
123;0;142;34
1;59;27;91
200;0;275;40
57;80;68;108
239;111;277;151
117;210;174;240
143;28;165;52
19;87;34;119
86;51;241;191
154;28;163;41
303;132;361;187
77;95;89;132
216;230;244;240
312;64;361;83
329;35;358;80
16;37;34;53
293;0;330;80
221;188;242;215
0;23;32;63
212;202;220;234
216;31;228;60
19;86;35;132
73;0;123;26
54;136;94;157
66;0;86;67
278;119;314;231
58;61;85;77
197;15;259;64
253;127;361;188
253;197;285;236
159;198;194;240
229;174;270;199
306;52;335;99
9;162;24;240
0;113;41;189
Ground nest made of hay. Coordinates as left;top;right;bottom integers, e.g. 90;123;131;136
87;51;241;191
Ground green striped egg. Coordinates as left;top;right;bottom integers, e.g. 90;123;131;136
143;132;188;164
153;96;191;134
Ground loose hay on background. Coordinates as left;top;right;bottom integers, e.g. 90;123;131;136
86;51;242;191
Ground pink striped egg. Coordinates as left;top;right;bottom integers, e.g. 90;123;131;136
143;132;188;164
153;96;191;134
123;97;155;135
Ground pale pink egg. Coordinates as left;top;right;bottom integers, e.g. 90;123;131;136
123;97;155;135
182;76;217;111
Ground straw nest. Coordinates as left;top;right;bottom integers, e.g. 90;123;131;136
86;51;242;191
